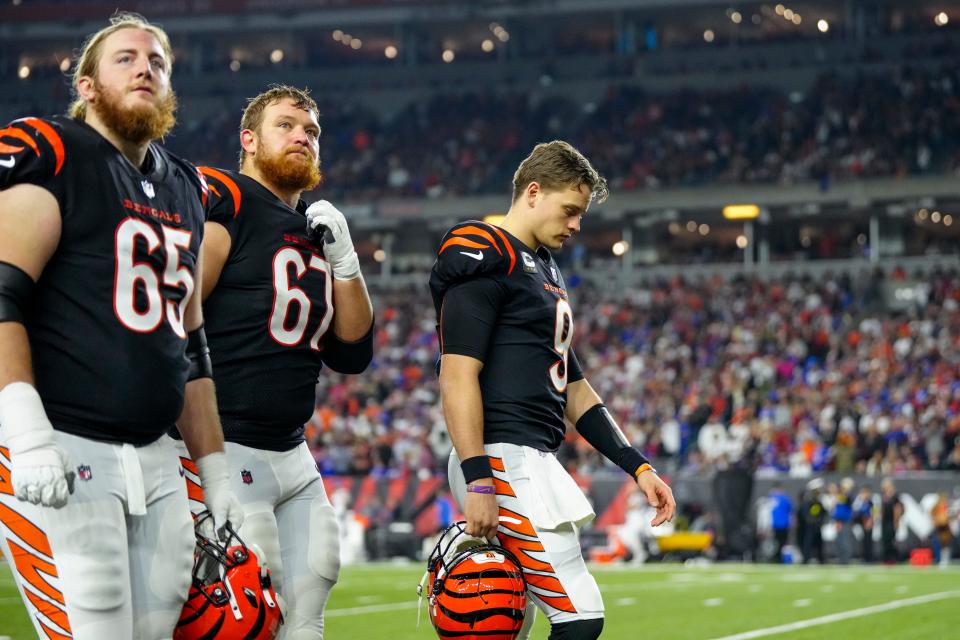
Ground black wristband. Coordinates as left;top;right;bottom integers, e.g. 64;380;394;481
575;404;651;476
460;455;493;484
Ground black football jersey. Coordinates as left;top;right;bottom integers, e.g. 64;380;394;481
430;220;584;452
0;116;207;445
199;168;338;451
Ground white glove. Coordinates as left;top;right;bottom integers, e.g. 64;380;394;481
195;451;244;541
305;199;360;280
0;382;72;508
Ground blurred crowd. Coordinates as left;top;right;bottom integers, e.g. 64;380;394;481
168;66;960;200
307;266;960;478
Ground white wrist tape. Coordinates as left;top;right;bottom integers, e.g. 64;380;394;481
195;450;229;492
0;382;55;455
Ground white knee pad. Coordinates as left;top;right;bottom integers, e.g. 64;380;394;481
59;516;128;615
307;502;340;583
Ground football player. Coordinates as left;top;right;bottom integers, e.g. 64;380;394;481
177;85;373;639
0;13;242;640
431;141;676;640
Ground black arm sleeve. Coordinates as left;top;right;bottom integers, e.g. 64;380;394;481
438;277;506;362
320;317;374;374
575;404;651;476
0;261;35;324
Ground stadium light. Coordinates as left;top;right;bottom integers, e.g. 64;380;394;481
686;220;698;232
736;234;749;249
703;29;715;43
59;57;71;72
373;249;386;263
783;8;794;20
229;59;241;72
931;211;942;223
945;215;953;226
723;204;760;220
270;49;284;63
612;240;629;256
482;39;495;52
442;49;455;63
817;19;829;33
775;4;785;16
18;65;29;79
350;39;362;50
384;45;398;59
332;30;343;42
698;224;710;236
731;11;742;24
792;14;802;25
935;12;949;27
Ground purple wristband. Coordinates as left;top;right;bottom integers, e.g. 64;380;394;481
466;484;496;494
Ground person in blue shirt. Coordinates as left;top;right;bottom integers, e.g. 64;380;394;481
769;482;793;562
831;479;855;564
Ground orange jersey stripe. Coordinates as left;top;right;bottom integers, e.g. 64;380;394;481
497;507;537;538
179;456;198;476
24;587;71;635
489;456;506;473
0;126;39;156
493;478;516;497
452;226;502;255
22;118;65;176
439;237;489;254
185;478;205;504
487;225;516;274
198;167;242;217
0;141;26;154
5;539;64;605
38;617;72;640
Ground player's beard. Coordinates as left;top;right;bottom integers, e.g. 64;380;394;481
254;144;322;193
91;79;177;145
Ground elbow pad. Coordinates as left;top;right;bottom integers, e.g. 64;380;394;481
186;325;213;381
321;319;374;374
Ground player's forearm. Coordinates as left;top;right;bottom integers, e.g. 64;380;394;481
175;378;226;460
439;371;487;464
331;275;373;341
564;378;603;424
0;324;35;390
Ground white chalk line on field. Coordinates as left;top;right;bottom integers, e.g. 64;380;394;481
706;590;960;640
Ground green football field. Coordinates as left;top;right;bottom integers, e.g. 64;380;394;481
1;562;958;639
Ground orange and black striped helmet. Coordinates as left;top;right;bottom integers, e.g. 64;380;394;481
174;514;283;640
422;521;527;640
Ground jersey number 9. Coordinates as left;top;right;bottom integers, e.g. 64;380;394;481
549;298;574;392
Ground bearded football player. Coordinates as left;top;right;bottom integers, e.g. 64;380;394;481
431;141;676;640
0;13;242;639
174;85;373;640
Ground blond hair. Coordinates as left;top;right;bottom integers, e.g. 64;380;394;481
512;140;608;204
68;12;174;119
238;85;319;168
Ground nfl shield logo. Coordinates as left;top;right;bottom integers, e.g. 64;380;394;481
77;464;93;481
141;180;155;198
241;469;253;485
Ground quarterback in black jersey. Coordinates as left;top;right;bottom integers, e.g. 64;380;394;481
180;85;373;639
0;15;243;640
431;141;675;640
